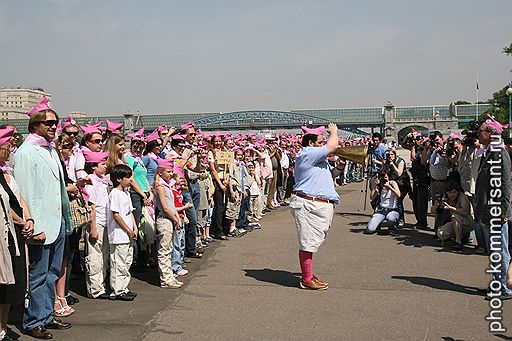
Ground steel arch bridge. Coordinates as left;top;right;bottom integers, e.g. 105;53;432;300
192;110;330;130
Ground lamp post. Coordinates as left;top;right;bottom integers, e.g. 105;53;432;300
433;110;440;130
507;86;512;138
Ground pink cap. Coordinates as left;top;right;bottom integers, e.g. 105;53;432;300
448;131;461;140
301;125;325;135
484;114;508;134
0;127;14;145
56;120;62;134
203;132;211;139
171;134;185;141
63;115;77;128
181;121;195;130
173;162;184;177
215;132;223;138
27;96;54;117
158;125;168;132
128;128;145;141
81;124;102;135
146;129;160;143
157;158;174;170
83;150;109;164
106;119;124;132
196;129;202;136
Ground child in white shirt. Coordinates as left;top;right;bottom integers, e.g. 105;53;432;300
108;164;137;301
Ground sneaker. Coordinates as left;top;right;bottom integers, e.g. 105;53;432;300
253;223;261;229
238;228;247;234
398;220;405;228
161;281;182;289
177;269;189;276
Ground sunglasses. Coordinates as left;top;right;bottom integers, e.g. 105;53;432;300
41;120;58;127
62;143;73;149
133;145;145;151
90;139;102;144
64;131;79;136
188;133;197;136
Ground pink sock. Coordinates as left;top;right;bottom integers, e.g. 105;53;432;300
299;250;313;282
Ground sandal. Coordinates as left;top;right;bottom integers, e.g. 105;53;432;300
53;296;74;317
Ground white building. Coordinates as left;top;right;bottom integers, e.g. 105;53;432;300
0;87;52;119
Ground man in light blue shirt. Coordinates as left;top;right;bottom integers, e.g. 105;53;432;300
290;123;339;291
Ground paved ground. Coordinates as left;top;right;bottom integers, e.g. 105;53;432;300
9;182;512;341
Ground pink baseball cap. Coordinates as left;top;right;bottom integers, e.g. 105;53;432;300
27;96;54;117
180;121;195;130
0;127;14;145
83;150;109;164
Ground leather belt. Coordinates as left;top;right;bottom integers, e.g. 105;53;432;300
292;192;335;204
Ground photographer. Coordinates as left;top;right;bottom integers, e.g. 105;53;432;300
422;131;448;232
433;181;475;251
364;171;401;236
369;133;388;209
404;132;430;229
444;136;463;183
386;148;411;227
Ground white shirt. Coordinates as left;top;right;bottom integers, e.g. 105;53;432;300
107;188;134;244
280;150;290;169
85;177;110;226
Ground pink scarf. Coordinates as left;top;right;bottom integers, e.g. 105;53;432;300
89;173;112;186
23;133;53;148
0;161;13;175
158;177;175;189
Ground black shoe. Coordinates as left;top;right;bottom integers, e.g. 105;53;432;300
65;295;79;306
389;230;399;236
126;291;137;298
451;242;463;251
244;225;254;232
45;318;72;330
214;234;228;240
363;230;376;235
23;326;53;339
113;293;134;301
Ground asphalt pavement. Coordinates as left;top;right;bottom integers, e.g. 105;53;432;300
11;182;512;341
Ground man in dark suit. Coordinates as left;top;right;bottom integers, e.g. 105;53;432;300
474;117;512;300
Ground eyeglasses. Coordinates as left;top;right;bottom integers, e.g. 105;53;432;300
133;145;145;151
64;131;79;136
90;139;102;144
188;133;197;136
41;120;58;127
62;143;73;149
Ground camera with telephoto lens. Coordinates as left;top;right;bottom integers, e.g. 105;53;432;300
462;120;481;147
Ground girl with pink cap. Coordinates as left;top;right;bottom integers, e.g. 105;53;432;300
153;158;183;288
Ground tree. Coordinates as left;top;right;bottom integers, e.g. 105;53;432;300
503;43;512;56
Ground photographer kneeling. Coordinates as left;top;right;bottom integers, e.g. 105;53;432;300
386;148;411;227
433;181;475;251
364;171;401;236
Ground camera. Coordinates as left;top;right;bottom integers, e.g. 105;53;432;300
462;120;481;147
435;194;445;213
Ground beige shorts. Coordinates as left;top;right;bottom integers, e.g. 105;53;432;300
289;195;334;253
437;214;476;240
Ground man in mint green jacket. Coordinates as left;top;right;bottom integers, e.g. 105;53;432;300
14;97;72;339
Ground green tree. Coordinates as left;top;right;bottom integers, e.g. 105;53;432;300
503;43;512;56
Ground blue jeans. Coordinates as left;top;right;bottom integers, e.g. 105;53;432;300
182;188;198;255
481;222;511;295
236;190;250;229
171;225;185;273
23;218;66;330
366;208;399;233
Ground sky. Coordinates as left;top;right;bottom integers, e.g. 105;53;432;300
1;0;511;116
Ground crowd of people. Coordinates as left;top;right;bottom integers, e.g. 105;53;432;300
363;121;512;302
1;95;511;339
0;97;371;339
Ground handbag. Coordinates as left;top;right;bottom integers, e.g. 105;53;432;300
69;190;92;230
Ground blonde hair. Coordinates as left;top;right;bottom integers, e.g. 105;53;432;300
103;134;125;174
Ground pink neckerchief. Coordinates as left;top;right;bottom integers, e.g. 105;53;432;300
89;173;112;186
23;133;53;148
158;177;176;189
147;152;158;161
0;161;13;175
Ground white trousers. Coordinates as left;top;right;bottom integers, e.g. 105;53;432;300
85;224;110;298
109;242;133;296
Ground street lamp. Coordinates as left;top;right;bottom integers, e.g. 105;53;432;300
433;110;440;130
507;86;512;138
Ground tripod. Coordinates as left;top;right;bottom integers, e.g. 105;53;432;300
357;148;374;212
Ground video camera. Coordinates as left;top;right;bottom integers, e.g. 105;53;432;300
462;120;481;147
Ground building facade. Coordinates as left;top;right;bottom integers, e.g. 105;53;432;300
0;87;51;119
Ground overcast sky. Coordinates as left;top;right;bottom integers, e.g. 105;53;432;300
1;0;511;116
